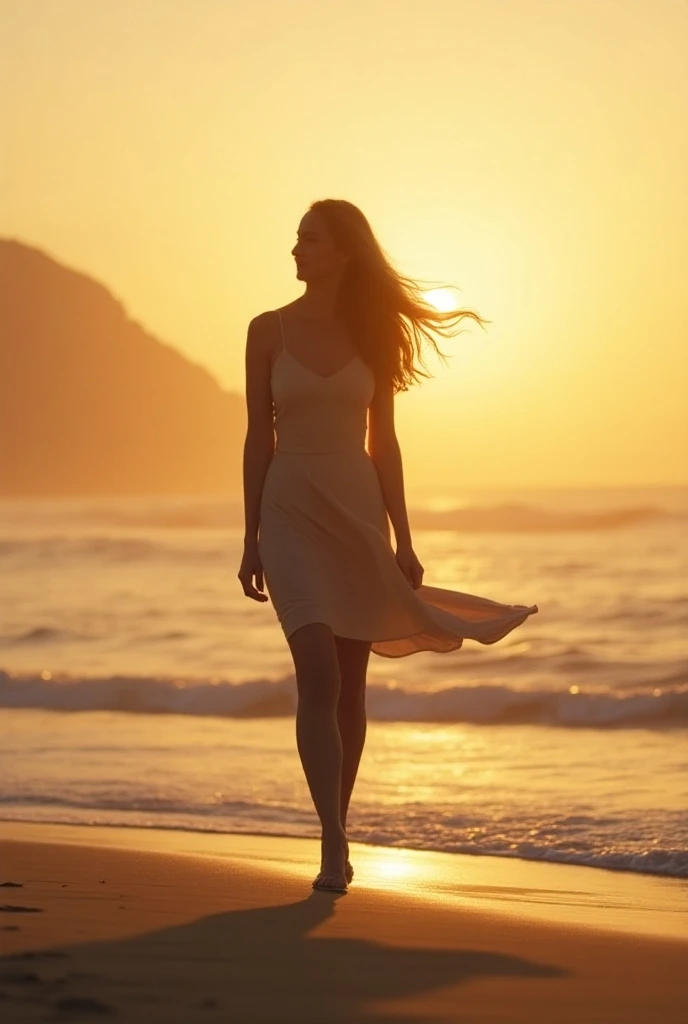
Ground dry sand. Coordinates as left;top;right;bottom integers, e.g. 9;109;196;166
1;821;686;1022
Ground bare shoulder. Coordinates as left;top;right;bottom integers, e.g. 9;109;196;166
245;310;281;362
246;310;277;344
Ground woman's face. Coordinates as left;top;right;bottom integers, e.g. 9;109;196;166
291;211;348;282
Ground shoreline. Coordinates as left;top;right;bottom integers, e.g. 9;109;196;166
1;822;687;1022
1;813;687;890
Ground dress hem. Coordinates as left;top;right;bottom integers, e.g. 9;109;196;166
281;606;539;655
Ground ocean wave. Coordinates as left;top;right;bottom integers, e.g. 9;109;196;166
2;626;102;645
0;535;223;563
1;499;684;542
409;502;677;532
75;499;688;532
1;669;686;728
0;805;685;879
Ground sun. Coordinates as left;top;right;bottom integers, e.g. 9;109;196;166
422;288;459;312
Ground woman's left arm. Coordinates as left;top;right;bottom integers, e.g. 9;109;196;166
367;377;424;589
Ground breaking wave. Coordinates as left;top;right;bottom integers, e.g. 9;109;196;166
1;669;685;728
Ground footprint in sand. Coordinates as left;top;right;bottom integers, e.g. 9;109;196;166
0;905;44;913
55;996;113;1014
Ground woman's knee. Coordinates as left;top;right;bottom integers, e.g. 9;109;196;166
288;622;341;708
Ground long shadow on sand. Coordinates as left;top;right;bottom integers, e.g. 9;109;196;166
1;891;569;1022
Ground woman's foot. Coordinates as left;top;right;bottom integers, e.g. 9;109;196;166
313;861;353;887
312;828;348;892
345;837;354;882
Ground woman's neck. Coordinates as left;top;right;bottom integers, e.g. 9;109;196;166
296;276;342;321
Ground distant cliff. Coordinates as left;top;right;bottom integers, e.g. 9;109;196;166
0;239;245;496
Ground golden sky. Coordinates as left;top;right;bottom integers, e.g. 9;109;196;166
3;0;687;489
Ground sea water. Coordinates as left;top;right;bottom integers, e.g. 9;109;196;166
1;488;686;877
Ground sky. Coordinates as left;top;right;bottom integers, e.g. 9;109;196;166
2;0;687;490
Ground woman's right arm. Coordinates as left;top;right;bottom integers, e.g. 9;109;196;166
238;314;274;602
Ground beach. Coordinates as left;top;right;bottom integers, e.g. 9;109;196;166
1;821;686;1023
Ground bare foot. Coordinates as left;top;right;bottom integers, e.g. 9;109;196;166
343;836;353;882
312;827;348;892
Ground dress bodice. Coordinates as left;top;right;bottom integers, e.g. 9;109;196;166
270;315;376;454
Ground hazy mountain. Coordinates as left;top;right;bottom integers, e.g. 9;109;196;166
0;239;245;496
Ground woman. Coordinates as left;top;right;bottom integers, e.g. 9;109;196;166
238;199;538;894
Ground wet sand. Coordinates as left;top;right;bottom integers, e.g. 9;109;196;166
1;821;686;1022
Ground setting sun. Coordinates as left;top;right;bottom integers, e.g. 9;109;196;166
423;288;461;312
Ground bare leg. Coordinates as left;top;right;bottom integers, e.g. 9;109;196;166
287;622;348;889
335;635;372;833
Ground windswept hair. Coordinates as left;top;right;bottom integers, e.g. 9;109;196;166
309;198;490;393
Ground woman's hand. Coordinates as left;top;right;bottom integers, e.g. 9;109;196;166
395;541;424;589
238;542;269;602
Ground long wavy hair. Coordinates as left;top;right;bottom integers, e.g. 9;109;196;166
309;198;490;393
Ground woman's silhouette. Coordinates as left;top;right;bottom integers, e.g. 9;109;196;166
238;199;538;893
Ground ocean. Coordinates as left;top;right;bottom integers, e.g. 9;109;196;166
1;487;686;878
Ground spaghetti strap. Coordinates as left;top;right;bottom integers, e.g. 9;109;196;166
276;309;286;353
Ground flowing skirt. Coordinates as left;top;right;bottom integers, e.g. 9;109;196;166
258;450;538;657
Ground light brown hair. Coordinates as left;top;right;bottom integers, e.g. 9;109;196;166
310;198;490;393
